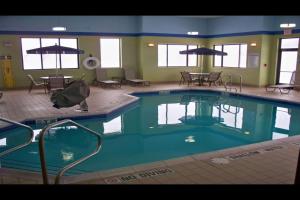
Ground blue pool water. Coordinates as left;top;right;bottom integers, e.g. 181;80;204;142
1;90;300;176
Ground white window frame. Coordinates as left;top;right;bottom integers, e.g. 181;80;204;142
158;44;199;67
99;38;122;68
21;37;79;70
213;44;248;68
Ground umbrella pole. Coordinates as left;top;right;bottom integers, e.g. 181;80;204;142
200;55;204;73
55;52;58;76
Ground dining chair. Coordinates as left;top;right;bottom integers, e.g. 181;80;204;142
48;74;65;93
26;74;48;93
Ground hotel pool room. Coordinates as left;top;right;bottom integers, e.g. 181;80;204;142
0;15;300;184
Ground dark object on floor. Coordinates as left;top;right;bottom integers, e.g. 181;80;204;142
50;80;90;109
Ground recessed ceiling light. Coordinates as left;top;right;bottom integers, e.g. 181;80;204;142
187;32;199;35
52;27;67;31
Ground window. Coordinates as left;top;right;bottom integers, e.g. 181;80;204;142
213;44;247;68
277;38;299;84
21;37;79;70
100;38;121;68
158;44;198;67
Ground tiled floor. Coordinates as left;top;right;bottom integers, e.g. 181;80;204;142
1;83;300;184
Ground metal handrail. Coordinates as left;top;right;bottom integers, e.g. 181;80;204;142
223;75;242;92
38;119;102;184
0;117;34;157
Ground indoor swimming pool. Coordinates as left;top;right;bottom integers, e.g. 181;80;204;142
1;90;300;176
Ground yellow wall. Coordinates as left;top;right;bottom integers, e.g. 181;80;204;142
1;33;300;89
0;35;138;89
207;35;264;86
138;36;207;82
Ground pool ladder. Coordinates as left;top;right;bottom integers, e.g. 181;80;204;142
0;117;34;157
39;119;102;184
222;75;242;93
0;117;102;184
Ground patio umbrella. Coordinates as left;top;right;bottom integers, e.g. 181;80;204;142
180;47;227;72
27;44;85;75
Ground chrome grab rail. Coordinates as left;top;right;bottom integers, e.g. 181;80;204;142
0;117;34;157
223;75;242;93
38;119;102;184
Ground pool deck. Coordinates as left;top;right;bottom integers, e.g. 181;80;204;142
0;83;300;184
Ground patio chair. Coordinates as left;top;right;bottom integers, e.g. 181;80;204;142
48;74;65;93
26;74;48;93
266;71;300;94
124;68;150;86
95;68;121;88
202;72;222;86
179;71;200;86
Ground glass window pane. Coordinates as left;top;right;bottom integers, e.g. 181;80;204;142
214;45;222;67
188;45;197;66
279;72;293;84
60;39;78;69
240;44;247;68
223;45;239;67
280;51;298;72
100;38;120;68
281;38;299;49
168;45;187;67
41;38;59;69
21;38;42;70
158;45;167;67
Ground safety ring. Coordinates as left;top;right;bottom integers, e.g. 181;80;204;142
83;56;100;70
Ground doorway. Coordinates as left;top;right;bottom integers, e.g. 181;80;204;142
277;38;299;84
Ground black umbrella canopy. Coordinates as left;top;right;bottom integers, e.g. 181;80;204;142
26;44;85;54
180;47;227;56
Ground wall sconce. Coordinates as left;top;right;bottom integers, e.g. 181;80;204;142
250;43;257;47
147;43;155;47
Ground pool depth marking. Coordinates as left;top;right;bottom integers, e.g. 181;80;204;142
104;167;175;184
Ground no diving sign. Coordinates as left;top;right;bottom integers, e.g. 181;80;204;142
104;168;175;184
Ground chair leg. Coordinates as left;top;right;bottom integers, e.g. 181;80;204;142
28;83;33;93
